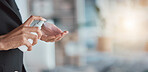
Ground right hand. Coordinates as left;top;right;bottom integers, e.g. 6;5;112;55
0;16;46;51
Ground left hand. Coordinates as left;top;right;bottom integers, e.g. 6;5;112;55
40;22;68;42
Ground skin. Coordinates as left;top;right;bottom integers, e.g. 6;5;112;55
0;15;68;51
41;22;69;42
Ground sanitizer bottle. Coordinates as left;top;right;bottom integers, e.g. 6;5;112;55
18;21;45;52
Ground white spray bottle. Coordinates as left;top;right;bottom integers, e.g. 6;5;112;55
18;21;45;52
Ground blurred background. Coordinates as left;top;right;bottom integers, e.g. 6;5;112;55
15;0;148;72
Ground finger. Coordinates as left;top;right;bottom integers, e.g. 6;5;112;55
41;35;47;42
24;15;46;26
56;31;68;41
64;31;69;34
56;33;66;41
53;34;61;42
25;32;38;46
41;35;54;42
47;39;55;42
46;35;56;42
24;27;42;39
56;33;65;41
23;40;32;51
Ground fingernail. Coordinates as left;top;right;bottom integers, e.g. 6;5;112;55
65;31;69;33
61;33;64;35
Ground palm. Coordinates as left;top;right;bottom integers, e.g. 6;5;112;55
42;23;62;36
41;22;68;42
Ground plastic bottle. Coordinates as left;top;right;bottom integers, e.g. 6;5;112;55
18;21;45;52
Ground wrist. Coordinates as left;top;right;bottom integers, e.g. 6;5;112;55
0;35;7;50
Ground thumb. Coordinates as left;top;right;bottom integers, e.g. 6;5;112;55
24;16;46;26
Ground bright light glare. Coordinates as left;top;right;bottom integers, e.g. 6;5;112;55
123;11;137;32
124;18;136;31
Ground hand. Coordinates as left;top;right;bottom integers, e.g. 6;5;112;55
41;22;68;42
0;15;46;51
